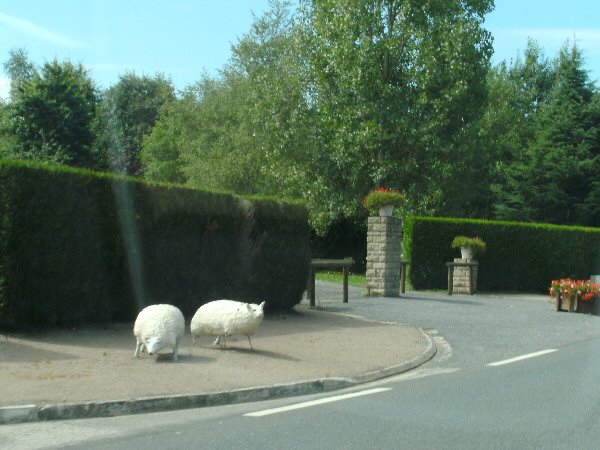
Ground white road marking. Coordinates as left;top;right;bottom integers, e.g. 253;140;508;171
390;367;461;382
487;349;558;367
244;387;392;417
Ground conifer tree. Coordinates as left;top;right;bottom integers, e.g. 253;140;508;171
496;43;600;225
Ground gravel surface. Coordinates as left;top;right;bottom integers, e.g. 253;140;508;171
0;304;429;406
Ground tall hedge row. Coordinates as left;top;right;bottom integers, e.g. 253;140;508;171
403;216;600;293
0;161;310;329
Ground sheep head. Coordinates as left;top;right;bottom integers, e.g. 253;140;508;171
247;301;265;318
145;336;164;354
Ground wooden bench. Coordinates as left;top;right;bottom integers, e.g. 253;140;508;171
446;261;478;295
307;258;354;307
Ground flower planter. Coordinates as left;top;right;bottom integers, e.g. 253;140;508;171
363;188;405;216
554;293;596;314
451;236;485;260
460;246;474;260
378;205;394;217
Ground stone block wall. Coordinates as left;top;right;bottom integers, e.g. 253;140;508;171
452;258;478;294
366;216;402;296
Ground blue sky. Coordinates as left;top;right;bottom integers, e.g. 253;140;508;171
1;0;599;100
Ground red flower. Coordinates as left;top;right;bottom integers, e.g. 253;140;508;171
549;278;600;302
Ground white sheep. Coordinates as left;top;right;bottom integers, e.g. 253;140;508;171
133;304;185;361
190;300;265;350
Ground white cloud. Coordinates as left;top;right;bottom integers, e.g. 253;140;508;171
0;12;86;49
0;76;9;101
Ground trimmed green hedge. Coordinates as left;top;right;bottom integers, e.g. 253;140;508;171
0;160;310;329
403;216;600;293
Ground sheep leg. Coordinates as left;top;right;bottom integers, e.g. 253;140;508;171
134;341;143;358
173;340;180;361
212;335;228;349
247;335;254;351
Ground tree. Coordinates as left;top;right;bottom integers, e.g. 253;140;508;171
495;43;600;225
140;91;190;184
7;59;101;168
0;101;19;159
477;41;554;218
143;77;260;191
143;1;314;198
144;0;495;231
3;48;36;102
298;0;495;226
100;72;175;176
180;74;268;194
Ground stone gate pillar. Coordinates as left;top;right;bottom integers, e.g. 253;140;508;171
366;216;402;297
452;259;478;294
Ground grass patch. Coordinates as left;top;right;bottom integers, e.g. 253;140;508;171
315;271;366;287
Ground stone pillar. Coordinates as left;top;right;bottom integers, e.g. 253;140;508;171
452;258;478;294
366;216;402;297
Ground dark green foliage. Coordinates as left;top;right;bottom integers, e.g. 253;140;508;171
7;60;101;168
0;161;309;329
310;218;367;273
404;216;600;293
495;43;600;226
99;73;176;176
142;0;496;232
0;162;122;327
299;0;495;227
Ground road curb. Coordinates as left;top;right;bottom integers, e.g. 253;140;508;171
351;327;437;384
0;330;436;425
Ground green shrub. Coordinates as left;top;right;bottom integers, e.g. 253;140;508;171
450;236;486;254
403;216;600;293
0;160;309;329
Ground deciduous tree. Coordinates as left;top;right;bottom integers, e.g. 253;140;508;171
3;48;36;102
100;72;175;176
298;0;495;226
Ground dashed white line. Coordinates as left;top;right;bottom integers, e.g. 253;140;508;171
244;387;392;417
487;349;558;367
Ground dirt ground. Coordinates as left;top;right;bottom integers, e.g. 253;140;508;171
0;306;429;406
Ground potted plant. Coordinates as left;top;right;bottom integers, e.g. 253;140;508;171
550;278;600;313
451;236;486;260
362;187;405;217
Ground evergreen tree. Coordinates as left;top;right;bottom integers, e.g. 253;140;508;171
496;43;600;225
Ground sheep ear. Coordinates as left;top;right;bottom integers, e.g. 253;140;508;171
259;301;265;310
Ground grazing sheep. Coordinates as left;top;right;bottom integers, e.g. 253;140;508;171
191;300;265;350
133;304;185;361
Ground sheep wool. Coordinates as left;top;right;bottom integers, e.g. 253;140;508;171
191;300;265;350
133;304;185;361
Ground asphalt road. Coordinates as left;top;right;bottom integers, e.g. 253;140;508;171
4;285;600;449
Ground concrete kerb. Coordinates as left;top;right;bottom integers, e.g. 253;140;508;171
351;327;437;384
0;329;436;425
